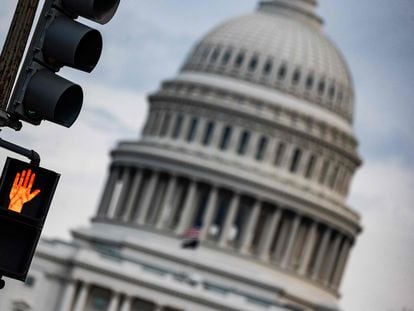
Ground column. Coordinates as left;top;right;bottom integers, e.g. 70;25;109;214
218;193;240;247
156;175;177;229
194;118;207;145
298;221;318;275
108;292;121;311
246;132;260;159
323;233;343;286
258;208;282;261
97;167;119;217
272;218;290;262
176;181;197;234
114;167;132;219
228;126;242;153
210;121;224;149
120;295;132;311
123;169;143;222
240;200;261;254
58;280;76;311
331;238;352;289
199;187;219;240
281;215;302;268
137;171;159;225
264;138;278;165
297;150;311;176
280;143;295;169
311;227;332;280
73;282;89;311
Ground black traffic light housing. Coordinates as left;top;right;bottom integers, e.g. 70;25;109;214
7;0;120;128
0;157;60;281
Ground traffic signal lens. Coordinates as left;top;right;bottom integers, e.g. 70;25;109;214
75;29;103;72
44;17;103;72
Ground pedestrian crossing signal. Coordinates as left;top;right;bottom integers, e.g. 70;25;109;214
0;157;59;282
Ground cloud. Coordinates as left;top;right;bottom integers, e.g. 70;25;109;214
0;82;148;238
342;159;414;310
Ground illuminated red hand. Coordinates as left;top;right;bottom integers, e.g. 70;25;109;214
8;169;41;213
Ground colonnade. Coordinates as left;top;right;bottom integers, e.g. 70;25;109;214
58;280;177;311
143;109;353;196
97;166;353;290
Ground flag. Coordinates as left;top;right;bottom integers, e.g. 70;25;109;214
181;227;200;249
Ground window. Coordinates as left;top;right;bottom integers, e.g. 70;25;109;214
210;46;221;63
318;79;326;95
328;165;340;189
186;117;198;142
263;59;273;75
278;64;287;80
222;49;232;65
172;114;183;139
289;148;302;173
92;297;110;311
292;69;301;85
306;74;314;90
202;121;215;146
255;136;268;161
237;130;250;155
234;52;245;68
248;55;258;72
274;142;286;166
219;126;232;150
201;46;211;60
304;154;316;179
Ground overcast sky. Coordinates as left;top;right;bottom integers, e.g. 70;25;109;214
0;1;413;310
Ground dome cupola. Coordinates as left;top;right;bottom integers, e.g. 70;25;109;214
181;0;355;123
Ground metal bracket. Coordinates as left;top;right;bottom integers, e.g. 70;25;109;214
0;136;40;166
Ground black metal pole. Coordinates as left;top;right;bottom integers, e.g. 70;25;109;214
0;137;40;166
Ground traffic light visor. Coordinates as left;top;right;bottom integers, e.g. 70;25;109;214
23;71;83;127
44;17;103;72
62;0;121;24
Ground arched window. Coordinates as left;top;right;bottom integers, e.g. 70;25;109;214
304;154;316;179
237;130;250;155
186;117;198;142
201;45;211;60
172;114;184;139
289;148;302;173
274;142;286;166
292;69;301;85
234;52;245;68
219;126;232;150
263;59;273;75
306;74;314;90
210;46;221;63
202;121;215;146
318;79;326;96
222;49;232;65
255;136;268;161
248;55;259;72
278;64;287;80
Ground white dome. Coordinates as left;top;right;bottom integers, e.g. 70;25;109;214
182;1;354;123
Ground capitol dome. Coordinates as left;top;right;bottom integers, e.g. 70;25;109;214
182;0;354;122
0;2;363;311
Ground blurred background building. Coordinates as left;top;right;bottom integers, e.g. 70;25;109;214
0;0;363;310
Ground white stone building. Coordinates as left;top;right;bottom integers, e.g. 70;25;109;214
0;1;362;310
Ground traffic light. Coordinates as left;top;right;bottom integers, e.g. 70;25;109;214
6;0;120;128
0;157;59;281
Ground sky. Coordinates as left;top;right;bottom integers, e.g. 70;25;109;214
0;1;413;310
